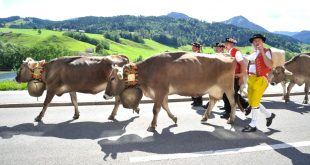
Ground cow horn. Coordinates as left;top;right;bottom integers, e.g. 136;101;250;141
284;70;293;76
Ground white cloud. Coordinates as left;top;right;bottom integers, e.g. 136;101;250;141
0;0;309;32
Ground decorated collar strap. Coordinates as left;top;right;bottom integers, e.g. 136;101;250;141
123;64;139;87
31;62;45;81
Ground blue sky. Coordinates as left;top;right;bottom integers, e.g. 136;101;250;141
0;0;309;32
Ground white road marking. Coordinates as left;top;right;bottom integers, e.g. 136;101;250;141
130;141;310;163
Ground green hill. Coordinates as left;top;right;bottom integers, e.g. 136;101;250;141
0;28;94;51
0;28;300;66
0;28;180;62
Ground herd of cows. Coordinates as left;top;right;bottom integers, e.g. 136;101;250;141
15;52;310;132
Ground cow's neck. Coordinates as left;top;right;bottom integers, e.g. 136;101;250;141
284;62;295;73
135;62;147;87
40;63;50;84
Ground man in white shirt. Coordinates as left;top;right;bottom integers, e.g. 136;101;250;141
242;34;276;132
214;42;225;53
202;42;226;109
221;38;249;119
190;42;203;106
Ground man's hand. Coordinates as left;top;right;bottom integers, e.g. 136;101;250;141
238;75;244;86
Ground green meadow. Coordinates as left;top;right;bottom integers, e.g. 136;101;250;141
0;28;261;61
0;81;27;90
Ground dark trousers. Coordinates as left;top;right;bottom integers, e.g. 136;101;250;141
192;96;202;104
223;78;249;114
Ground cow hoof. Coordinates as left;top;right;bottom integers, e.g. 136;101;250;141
302;100;308;104
172;116;178;124
73;115;80;120
108;115;115;121
147;126;156;132
201;116;208;123
34;116;42;122
133;108;140;114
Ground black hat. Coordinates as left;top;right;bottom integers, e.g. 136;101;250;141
213;42;225;48
192;42;201;48
224;38;237;44
249;34;266;43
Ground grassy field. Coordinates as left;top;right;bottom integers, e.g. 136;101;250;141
0;81;27;90
0;28;182;61
0;28;260;62
0;28;95;52
1;27;298;64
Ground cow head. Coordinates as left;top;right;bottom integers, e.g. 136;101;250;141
15;58;45;83
15;58;35;83
269;66;285;85
103;65;126;100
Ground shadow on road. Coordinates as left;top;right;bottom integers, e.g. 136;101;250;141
190;100;309;116
262;100;310;114
98;118;310;164
0;116;138;139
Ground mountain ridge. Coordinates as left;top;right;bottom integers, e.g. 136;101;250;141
222;15;269;32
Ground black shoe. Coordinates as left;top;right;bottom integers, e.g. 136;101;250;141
193;102;202;107
220;113;230;119
202;104;209;109
242;125;257;132
245;106;252;116
266;113;276;127
191;102;196;106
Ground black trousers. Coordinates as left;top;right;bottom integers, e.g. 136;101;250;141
192;96;202;104
223;77;249;114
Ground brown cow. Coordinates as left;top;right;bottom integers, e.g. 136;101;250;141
269;54;310;104
103;52;237;132
15;55;134;122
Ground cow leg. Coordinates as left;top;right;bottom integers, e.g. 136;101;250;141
285;82;295;103
35;90;55;122
162;96;177;124
201;96;217;122
302;82;309;104
69;92;79;120
226;90;236;124
281;81;286;100
147;94;165;132
108;96;121;120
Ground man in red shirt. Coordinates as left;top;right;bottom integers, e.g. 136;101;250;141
221;38;249;119
242;34;276;132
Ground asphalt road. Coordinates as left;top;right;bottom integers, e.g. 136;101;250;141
0;95;309;165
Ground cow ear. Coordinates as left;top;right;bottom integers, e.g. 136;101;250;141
39;60;45;65
28;62;36;69
117;72;123;80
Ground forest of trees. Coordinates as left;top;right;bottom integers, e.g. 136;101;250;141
0;41;71;69
47;16;302;52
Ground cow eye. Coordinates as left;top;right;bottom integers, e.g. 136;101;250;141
111;77;115;81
